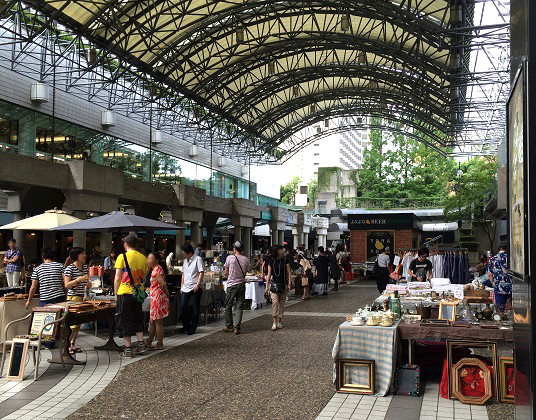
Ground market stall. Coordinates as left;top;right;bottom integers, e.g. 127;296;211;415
332;281;514;405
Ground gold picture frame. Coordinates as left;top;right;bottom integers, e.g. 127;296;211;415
336;359;375;395
438;302;457;322
498;356;515;403
6;338;30;381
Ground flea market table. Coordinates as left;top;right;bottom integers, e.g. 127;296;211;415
332;321;399;396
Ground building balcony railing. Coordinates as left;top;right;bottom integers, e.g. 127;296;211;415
335;196;445;210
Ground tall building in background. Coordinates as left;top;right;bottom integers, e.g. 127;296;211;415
281;123;370;185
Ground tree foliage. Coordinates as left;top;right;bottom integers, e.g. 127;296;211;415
357;119;455;203
307;179;318;208
444;156;498;221
280;176;301;205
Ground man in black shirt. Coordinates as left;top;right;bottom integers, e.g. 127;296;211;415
408;247;433;281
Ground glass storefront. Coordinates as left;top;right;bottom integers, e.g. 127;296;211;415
0;99;274;203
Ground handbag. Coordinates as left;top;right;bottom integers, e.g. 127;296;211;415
301;275;309;287
269;259;286;294
372;258;379;275
123;252;148;304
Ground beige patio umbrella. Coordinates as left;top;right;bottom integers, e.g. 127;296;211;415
0;209;81;231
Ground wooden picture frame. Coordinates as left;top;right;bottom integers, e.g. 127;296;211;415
30;307;63;340
498;356;515;403
451;358;492;405
438;302;457;322
446;340;498;400
6;338;30;381
336;359;375;395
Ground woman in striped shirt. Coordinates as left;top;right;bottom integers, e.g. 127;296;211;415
64;247;90;354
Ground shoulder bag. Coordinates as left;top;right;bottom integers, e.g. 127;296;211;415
123;252;148;303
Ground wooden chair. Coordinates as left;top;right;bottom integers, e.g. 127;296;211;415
1;311;68;381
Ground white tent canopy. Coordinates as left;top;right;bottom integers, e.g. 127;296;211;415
0;209;81;231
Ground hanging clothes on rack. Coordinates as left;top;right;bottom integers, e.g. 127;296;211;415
440;250;469;284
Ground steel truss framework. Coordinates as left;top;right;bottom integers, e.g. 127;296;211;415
0;0;509;163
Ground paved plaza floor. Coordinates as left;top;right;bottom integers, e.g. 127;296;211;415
0;280;514;420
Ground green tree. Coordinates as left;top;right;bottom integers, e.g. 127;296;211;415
307;179;318;208
444;156;498;221
280;176;301;205
357;120;454;206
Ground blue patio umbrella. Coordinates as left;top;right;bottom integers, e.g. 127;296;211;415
51;211;184;232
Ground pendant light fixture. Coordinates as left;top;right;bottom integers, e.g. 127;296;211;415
310;103;316;113
236;27;245;44
293;85;300;97
87;48;97;66
268;62;276;75
324;119;329;128
341;14;350;32
357;51;366;65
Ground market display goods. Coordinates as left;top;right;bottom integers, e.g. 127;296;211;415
451;358;492;405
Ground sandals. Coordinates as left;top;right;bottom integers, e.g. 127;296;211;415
68;346;82;355
148;345;163;351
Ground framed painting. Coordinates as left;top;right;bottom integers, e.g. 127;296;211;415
393;364;421;397
498;356;515;403
438;302;457;322
336;359;375;395
451;357;492;405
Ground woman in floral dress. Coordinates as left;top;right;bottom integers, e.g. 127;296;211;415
146;252;170;350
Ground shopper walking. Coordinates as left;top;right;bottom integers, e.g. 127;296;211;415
114;232;149;358
376;247;392;293
146;252;170;349
291;250;312;300
179;243;204;335
26;248;66;308
265;245;292;330
4;238;23;288
223;241;250;334
63;247;90;354
314;246;330;295
488;242;511;313
328;249;341;291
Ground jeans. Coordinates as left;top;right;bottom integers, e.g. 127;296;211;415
224;283;246;330
180;289;203;333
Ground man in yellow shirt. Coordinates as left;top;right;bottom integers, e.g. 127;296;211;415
114;232;148;357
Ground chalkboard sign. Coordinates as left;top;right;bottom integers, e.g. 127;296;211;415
438;302;457;322
6;338;29;381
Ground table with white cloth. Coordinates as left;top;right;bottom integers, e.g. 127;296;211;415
223;280;266;310
332;321;399;396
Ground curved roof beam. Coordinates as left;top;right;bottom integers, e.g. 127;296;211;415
222;65;448;124
251;88;448;139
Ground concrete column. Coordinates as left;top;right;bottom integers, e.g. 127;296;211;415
293;234;299;249
303;232;309;248
278;230;285;245
175;220;186;256
234;225;243;243
100;232;113;256
299;232;305;246
206;227;215;248
272;229;279;246
190;221;201;247
72;211;87;249
242;227;252;257
145;230;155;251
11;212;25;252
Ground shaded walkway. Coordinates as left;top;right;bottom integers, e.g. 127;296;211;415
68;281;379;420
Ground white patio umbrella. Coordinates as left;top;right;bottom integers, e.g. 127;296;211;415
0;209;82;231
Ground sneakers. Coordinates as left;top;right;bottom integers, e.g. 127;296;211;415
277;322;283;329
222;326;233;332
120;347;134;358
135;342;146;355
271;323;277;331
233;328;240;335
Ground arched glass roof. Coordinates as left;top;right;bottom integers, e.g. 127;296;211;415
9;0;509;161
